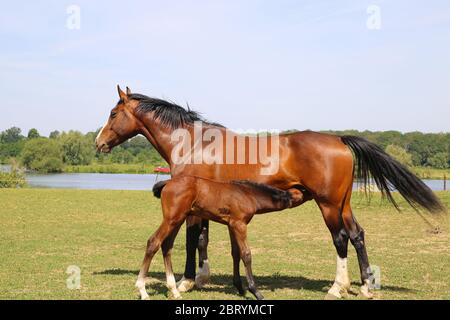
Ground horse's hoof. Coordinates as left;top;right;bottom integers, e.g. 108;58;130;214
169;291;182;300
325;283;348;300
177;277;195;293
324;293;340;300
360;287;374;299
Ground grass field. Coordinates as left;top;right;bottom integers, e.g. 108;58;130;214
0;189;448;300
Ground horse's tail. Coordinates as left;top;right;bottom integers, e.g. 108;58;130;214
153;180;169;199
341;135;445;213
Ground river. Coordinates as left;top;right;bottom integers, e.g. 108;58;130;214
23;172;448;191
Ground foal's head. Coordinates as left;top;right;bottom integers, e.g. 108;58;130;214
96;86;142;153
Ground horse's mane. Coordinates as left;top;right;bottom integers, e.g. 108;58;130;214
231;180;292;205
130;93;223;129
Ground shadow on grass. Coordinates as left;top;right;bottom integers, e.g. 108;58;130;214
93;268;414;297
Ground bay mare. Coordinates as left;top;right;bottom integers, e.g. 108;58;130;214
136;176;303;300
96;86;444;299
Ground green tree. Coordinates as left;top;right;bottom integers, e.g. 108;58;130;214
49;130;60;139
21;138;63;173
385;144;413;168
1;127;23;143
58;131;95;165
111;148;134;164
27;128;40;139
427;152;449;169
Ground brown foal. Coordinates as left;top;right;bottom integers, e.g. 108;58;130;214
135;176;302;300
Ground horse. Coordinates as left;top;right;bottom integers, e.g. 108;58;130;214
96;86;444;299
136;176;303;300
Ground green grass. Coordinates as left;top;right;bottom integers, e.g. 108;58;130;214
412;167;450;180
0;189;448;300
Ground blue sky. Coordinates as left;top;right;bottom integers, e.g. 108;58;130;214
1;0;449;136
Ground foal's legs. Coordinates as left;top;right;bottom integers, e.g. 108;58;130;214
135;220;172;299
341;206;373;299
161;224;183;299
229;220;264;300
318;203;351;300
135;220;181;300
228;227;245;295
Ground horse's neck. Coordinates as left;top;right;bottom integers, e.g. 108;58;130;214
138;116;176;164
138;115;230;166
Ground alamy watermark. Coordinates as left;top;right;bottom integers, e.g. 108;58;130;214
366;5;382;30
66;5;81;30
66;265;81;289
170;122;280;175
368;265;381;289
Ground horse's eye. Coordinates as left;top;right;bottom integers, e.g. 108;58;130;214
110;111;117;119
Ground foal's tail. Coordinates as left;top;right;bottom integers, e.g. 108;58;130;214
341;135;445;213
153;180;169;198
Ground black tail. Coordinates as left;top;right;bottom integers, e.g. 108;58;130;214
341;135;445;213
153;180;169;198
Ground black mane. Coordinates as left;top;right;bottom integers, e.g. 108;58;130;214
231;180;292;206
130;93;223;129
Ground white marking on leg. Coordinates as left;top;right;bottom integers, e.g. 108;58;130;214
166;270;181;299
360;279;374;299
327;256;350;298
195;259;210;288
135;277;149;300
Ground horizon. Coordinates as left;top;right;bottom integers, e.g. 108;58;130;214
1;1;450;136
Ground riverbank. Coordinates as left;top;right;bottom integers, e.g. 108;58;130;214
63;163;163;174
0;189;448;299
63;164;450;179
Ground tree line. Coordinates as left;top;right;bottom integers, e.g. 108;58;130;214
0;127;164;173
0;127;448;173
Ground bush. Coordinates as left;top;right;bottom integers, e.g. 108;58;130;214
59;131;95;165
21;138;64;173
385;144;413;168
427;152;449;169
0;170;27;188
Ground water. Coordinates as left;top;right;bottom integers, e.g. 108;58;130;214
22;172;449;191
26;173;170;190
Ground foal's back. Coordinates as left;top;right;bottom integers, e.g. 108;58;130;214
154;176;293;224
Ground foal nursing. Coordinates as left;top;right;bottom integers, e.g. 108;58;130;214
135;175;302;300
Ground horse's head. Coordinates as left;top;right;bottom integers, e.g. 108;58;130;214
95;85;141;153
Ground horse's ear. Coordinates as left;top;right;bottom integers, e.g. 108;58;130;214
126;87;132;96
117;85;128;101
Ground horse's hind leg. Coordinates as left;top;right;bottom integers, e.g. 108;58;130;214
341;206;374;299
229;220;264;300
318;202;351;300
228;226;245;295
196;219;210;288
161;223;183;299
